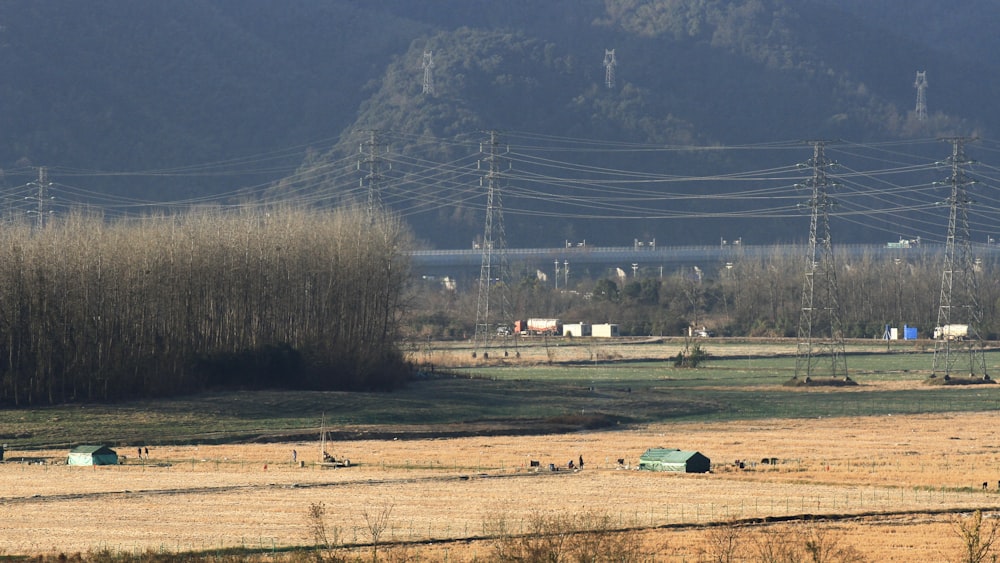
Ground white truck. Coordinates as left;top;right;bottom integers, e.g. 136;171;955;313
933;324;969;340
514;318;562;335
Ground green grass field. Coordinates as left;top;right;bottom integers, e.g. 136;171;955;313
2;346;999;450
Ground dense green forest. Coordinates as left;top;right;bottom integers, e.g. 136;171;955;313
0;208;410;406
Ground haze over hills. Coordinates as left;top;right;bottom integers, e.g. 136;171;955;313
2;0;999;248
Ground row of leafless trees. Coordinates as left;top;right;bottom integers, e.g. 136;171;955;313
0;207;410;406
407;247;1000;340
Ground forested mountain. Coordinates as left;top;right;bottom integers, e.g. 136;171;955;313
1;0;998;247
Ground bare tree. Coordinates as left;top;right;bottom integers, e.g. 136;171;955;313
362;499;395;562
701;523;747;562
0;206;411;405
954;510;1000;563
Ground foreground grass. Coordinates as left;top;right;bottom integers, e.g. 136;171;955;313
2;345;999;450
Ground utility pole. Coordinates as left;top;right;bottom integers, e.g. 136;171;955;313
932;137;987;378
914;71;928;121
422;51;436;96
794;141;849;381
358;130;386;221
472;131;516;359
603;49;616;89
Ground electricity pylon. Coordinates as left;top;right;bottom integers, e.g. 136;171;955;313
422;51;436;96
358;130;386;221
472;131;516;360
603;49;616;89
794;141;849;381
932;137;988;379
29;166;52;228
914;71;928;121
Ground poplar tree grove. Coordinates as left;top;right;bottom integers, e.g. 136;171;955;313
0;206;410;405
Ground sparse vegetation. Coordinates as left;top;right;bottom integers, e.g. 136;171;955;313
484;510;652;562
672;342;710;368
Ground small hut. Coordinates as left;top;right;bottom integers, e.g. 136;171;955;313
638;448;710;473
67;445;119;466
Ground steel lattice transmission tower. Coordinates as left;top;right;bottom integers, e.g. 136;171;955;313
914;71;928;121
358;130;387;220
472;131;516;359
30;166;52;229
932;137;988;379
603;49;616;89
422;51;436;96
794;141;849;381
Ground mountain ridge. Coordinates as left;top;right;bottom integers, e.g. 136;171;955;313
0;1;995;246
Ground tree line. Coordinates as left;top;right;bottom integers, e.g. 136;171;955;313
407;247;1000;341
0;207;410;406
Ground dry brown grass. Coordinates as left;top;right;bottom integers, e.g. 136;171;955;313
409;336;913;368
3;412;1000;560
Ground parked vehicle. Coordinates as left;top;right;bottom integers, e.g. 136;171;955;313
933;324;969;340
514;318;562;335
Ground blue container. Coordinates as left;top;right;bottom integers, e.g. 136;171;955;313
903;325;918;340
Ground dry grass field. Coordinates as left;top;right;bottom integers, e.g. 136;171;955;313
409;336;806;367
4;411;1000;560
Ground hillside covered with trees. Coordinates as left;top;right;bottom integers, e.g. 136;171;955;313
1;1;999;248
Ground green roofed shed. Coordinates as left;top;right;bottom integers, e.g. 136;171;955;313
67;445;119;466
638;448;710;473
